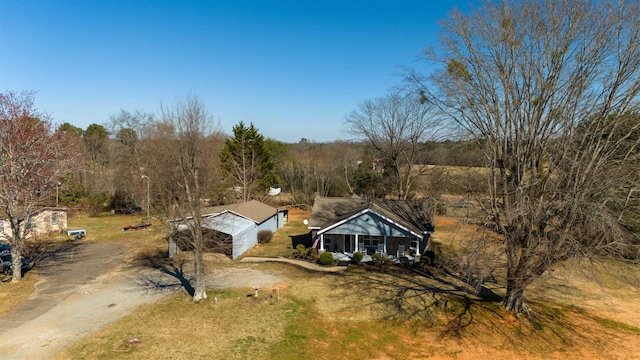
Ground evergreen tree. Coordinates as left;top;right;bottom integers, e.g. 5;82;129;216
219;121;275;202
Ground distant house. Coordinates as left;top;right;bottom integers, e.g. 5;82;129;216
171;200;288;259
308;197;434;258
0;208;68;242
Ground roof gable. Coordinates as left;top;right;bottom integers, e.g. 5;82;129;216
309;197;434;235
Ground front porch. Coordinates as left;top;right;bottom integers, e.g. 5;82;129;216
328;250;418;266
314;233;423;262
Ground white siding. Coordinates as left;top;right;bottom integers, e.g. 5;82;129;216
277;210;286;229
202;213;257;260
232;223;258;260
257;216;277;233
0;210;67;241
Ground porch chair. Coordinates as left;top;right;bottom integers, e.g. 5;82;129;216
358;242;366;255
376;243;384;254
397;244;406;258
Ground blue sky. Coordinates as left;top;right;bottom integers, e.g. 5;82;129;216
1;0;471;143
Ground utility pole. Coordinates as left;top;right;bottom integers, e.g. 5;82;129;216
142;175;150;222
56;182;61;207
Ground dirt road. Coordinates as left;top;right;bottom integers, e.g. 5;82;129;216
0;242;283;360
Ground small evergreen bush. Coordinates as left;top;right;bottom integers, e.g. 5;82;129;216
400;256;411;267
352;251;363;264
294;244;307;259
371;252;383;264
318;251;334;266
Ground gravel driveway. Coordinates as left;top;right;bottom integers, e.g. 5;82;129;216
0;242;283;360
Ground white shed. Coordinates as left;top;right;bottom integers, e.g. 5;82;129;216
201;212;257;260
170;200;287;259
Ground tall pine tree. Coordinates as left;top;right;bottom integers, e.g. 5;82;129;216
219;122;276;202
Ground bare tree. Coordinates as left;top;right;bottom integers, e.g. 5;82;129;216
344;91;441;199
410;0;640;313
279;153;313;204
309;143;340;197
82;123;111;215
107;110;154;214
0;91;81;282
146;94;219;302
327;141;363;196
278;140;361;204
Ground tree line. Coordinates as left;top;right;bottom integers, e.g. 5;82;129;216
51;102;479;214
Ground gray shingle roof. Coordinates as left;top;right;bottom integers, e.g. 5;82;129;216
308;197;434;234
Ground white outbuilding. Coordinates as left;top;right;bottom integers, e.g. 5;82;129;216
170;200;288;259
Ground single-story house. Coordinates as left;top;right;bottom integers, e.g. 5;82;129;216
0;208;68;242
308;197;434;259
171;200;288;259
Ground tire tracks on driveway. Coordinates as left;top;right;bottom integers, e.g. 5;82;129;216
0;242;172;360
0;243;286;360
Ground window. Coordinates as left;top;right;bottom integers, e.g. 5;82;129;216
363;235;381;247
52;212;59;225
363;235;382;252
324;236;332;250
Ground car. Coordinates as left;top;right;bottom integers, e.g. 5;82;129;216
0;253;30;276
0;241;10;254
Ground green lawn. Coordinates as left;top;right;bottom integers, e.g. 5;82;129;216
242;210;312;258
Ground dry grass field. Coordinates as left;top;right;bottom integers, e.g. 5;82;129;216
4;208;640;359
0;274;36;315
65;210;640;359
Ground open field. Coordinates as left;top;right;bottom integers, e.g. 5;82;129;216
4;208;640;359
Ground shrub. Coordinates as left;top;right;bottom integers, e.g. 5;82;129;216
382;254;394;266
257;230;273;244
296;244;306;254
352;251;363;264
400;256;411;267
292;244;309;259
305;247;314;257
371;252;383;264
318;251;334;266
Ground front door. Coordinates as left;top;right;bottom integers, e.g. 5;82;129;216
344;234;355;253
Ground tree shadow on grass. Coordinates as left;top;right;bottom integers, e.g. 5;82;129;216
329;262;634;356
336;263;490;324
134;250;195;297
